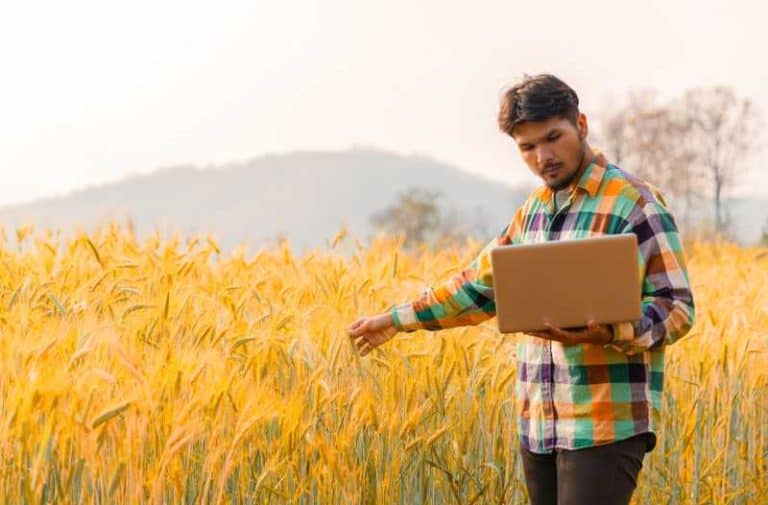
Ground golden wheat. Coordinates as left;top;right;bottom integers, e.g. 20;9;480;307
0;223;765;504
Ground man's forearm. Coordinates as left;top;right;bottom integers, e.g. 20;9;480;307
389;234;503;333
607;200;696;355
608;286;695;355
390;274;496;332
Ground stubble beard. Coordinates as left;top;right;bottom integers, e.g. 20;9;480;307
546;139;587;192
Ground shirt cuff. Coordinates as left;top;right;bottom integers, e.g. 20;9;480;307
390;302;420;332
611;321;636;343
604;321;636;352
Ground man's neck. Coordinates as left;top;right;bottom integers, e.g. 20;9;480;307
564;143;595;193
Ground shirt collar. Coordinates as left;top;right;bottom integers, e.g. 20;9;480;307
540;147;609;203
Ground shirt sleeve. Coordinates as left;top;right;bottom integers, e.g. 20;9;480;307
607;197;696;355
389;221;516;333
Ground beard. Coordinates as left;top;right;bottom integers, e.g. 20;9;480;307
545;139;587;191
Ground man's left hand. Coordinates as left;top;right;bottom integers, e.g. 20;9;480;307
526;319;613;346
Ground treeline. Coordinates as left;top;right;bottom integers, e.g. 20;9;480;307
596;85;761;237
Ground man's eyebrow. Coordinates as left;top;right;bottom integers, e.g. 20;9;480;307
517;128;563;146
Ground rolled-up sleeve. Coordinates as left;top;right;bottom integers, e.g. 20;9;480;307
608;200;696;355
390;223;514;333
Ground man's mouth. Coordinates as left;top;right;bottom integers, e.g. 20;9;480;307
542;164;563;176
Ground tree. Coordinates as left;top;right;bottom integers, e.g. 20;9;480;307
682;86;760;234
369;187;444;248
368;187;490;250
599;89;659;170
598;89;704;231
431;203;494;249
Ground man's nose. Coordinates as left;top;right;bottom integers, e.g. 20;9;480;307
536;146;555;166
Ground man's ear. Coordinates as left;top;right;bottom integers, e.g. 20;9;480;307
577;113;588;140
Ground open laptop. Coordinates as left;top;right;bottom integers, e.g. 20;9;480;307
489;233;642;333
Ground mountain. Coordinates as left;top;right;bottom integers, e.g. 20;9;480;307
1;147;765;254
0;147;530;254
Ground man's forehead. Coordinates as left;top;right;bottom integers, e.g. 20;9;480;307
513;117;571;143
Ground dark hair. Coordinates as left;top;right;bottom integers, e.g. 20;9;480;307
497;74;580;136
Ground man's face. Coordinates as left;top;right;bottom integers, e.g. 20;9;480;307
512;114;588;191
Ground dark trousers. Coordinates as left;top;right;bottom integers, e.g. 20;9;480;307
519;433;650;505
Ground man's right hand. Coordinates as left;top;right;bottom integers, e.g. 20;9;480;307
346;313;397;356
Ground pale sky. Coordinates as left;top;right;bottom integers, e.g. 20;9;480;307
1;0;766;206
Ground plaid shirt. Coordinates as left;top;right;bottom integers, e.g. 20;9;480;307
389;150;696;454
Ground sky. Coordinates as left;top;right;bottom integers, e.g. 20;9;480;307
1;0;766;206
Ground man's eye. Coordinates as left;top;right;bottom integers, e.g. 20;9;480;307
520;145;533;151
548;134;560;142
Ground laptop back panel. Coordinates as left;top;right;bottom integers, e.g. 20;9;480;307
489;234;642;333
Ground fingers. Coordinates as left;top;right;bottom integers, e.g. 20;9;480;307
356;335;378;356
546;322;586;335
347;317;365;331
544;323;582;344
349;323;374;351
544;320;610;346
544;322;568;337
347;315;394;356
352;331;388;356
347;317;368;337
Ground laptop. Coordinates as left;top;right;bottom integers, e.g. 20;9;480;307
489;233;642;333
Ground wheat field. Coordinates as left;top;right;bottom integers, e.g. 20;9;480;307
0;223;765;504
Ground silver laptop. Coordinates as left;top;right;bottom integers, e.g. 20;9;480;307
489;233;642;333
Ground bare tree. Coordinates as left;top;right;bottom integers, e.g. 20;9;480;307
598;89;703;231
597;93;633;166
681;86;760;233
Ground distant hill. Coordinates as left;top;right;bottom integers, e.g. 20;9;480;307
0;147;765;253
0;147;530;254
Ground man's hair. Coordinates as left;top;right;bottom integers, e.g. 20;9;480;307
497;74;580;136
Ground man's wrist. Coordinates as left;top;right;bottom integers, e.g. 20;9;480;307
594;323;615;346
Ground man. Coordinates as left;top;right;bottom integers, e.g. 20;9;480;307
346;74;695;505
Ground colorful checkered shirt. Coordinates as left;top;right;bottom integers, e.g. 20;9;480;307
389;150;696;454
